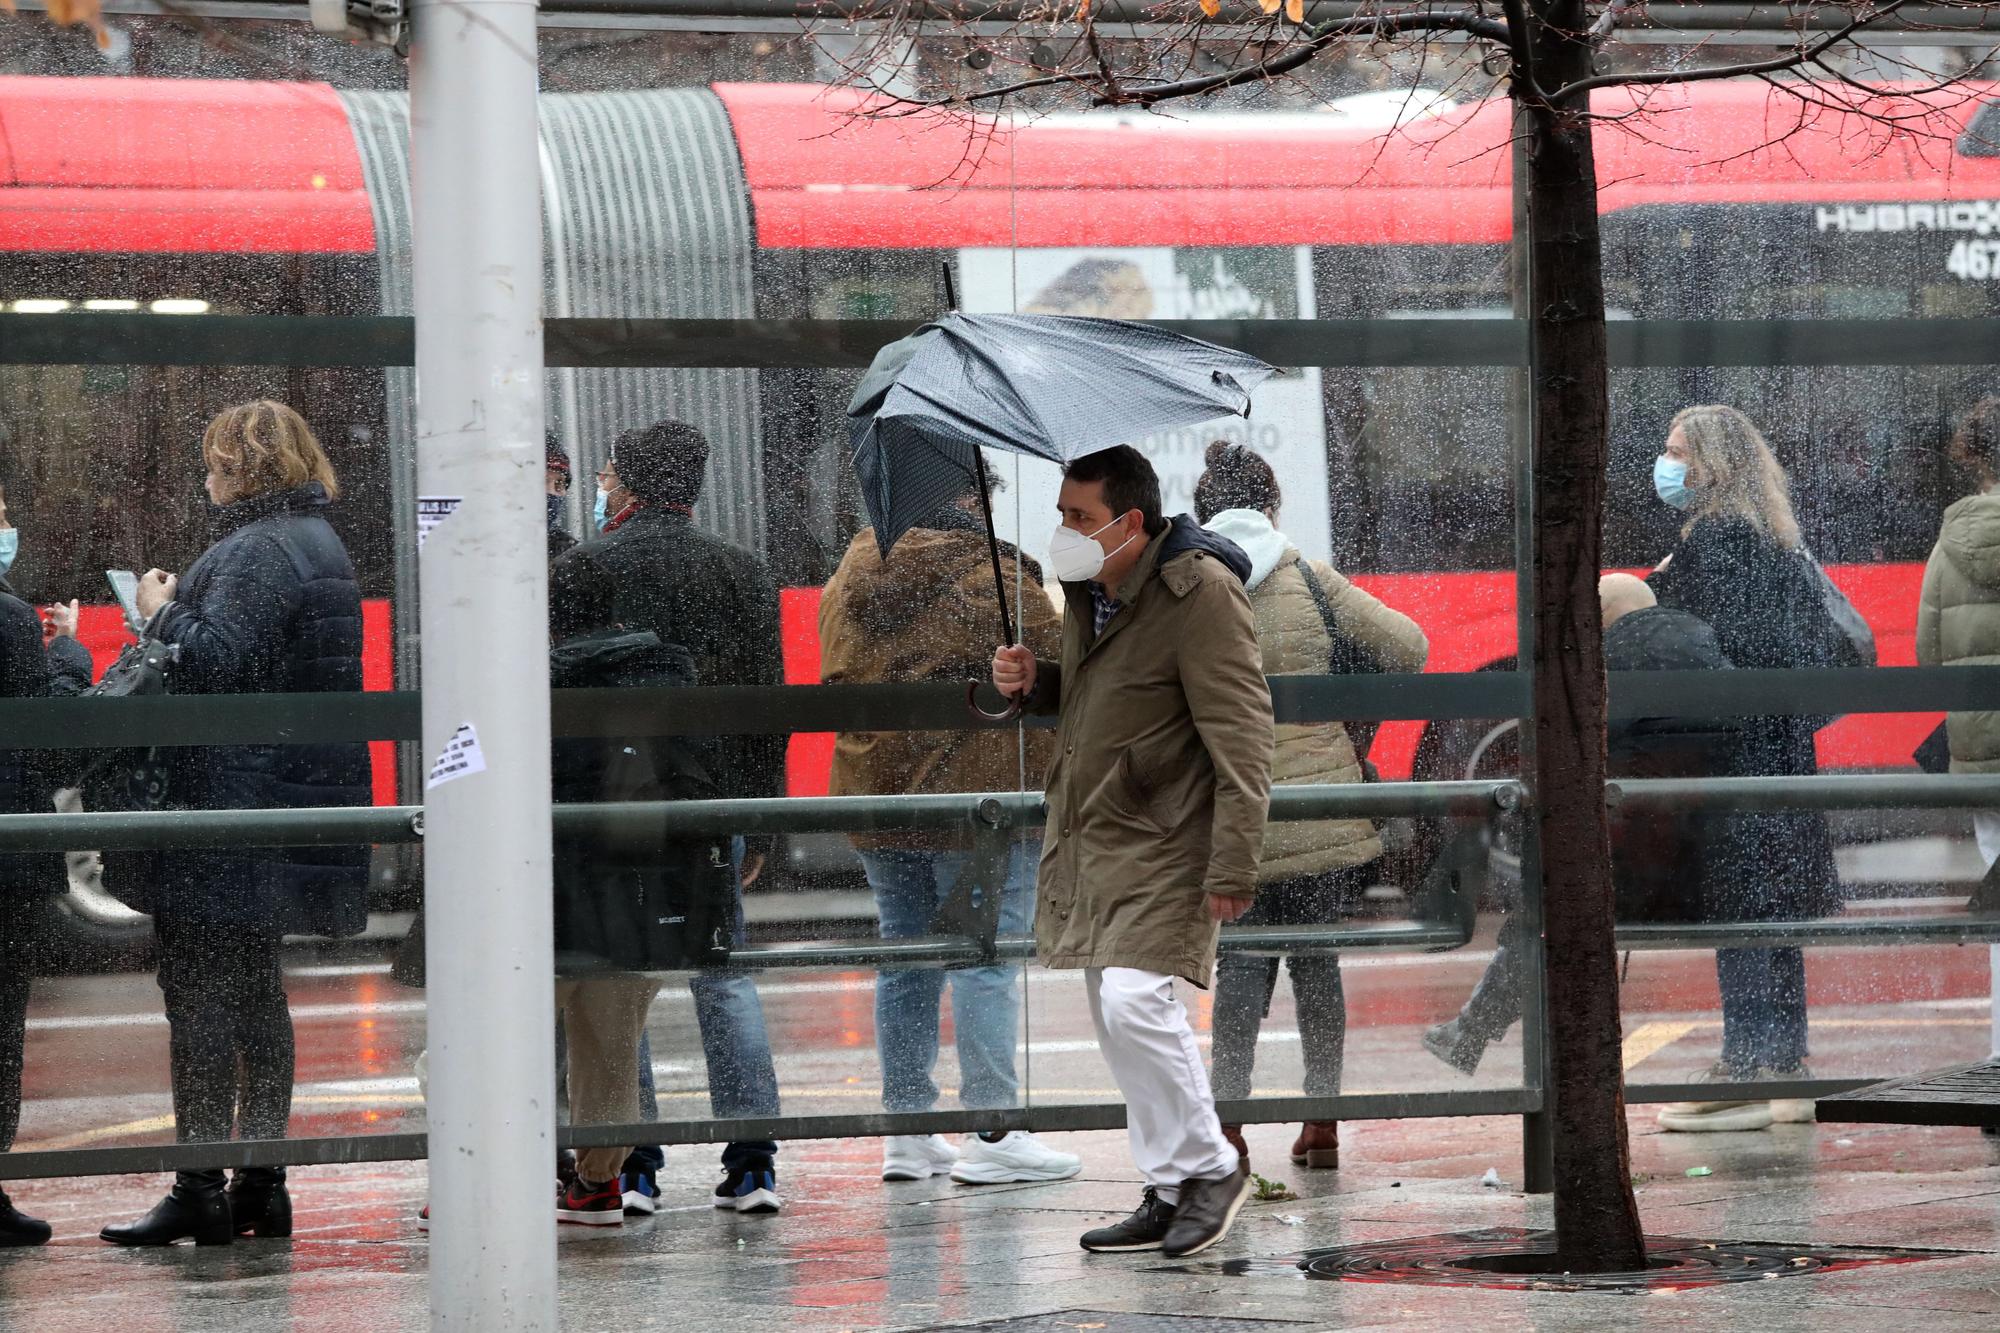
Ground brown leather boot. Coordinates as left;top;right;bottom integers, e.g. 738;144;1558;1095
1290;1121;1339;1169
1220;1123;1250;1173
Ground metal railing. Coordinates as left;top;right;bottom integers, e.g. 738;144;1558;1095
1;766;1997;1182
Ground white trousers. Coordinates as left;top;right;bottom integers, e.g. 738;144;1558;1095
1084;966;1240;1205
1975;812;2000;1059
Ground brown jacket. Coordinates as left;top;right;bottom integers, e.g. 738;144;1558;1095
821;522;1061;847
1027;517;1274;988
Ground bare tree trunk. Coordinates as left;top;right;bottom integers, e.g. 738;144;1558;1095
1518;0;1647;1271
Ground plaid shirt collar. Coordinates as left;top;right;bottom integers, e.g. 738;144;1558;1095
1089;583;1121;637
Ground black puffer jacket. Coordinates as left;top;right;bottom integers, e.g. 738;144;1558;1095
550;507;785;804
0;581;92;901
1649;516;1841;919
1603;606;1749;924
139;483;370;935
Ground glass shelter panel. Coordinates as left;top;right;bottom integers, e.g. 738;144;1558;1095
2;17;1997;1192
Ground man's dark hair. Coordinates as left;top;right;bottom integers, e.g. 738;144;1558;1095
612;419;710;509
1065;445;1166;536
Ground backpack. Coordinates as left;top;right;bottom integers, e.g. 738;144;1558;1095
548;627;734;973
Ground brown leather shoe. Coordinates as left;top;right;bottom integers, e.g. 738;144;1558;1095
1220;1123;1250;1173
1290;1121;1338;1169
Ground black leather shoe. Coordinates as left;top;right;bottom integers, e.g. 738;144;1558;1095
1161;1164;1251;1259
0;1191;51;1247
101;1172;233;1247
227;1168;293;1238
1079;1186;1176;1252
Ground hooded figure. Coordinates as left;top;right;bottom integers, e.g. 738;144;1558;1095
1193;440;1428;1177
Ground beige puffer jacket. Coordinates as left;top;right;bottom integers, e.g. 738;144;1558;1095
1205;509;1430;882
1916;492;2000;773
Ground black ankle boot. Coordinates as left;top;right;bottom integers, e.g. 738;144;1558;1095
227;1167;292;1239
101;1171;233;1247
0;1190;51;1248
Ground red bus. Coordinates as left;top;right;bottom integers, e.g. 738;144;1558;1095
2;75;1996;830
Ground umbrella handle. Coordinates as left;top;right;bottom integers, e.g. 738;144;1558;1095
966;679;1023;724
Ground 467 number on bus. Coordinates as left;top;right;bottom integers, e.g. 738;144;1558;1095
1946;239;2000;280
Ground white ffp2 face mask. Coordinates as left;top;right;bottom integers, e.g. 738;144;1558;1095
1048;517;1136;584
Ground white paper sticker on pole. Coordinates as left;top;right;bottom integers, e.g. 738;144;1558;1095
417;496;463;550
427;722;488;790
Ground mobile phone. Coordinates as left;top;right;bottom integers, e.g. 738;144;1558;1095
106;569;145;636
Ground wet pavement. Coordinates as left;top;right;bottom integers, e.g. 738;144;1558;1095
4;904;1998;1328
3;1111;1999;1330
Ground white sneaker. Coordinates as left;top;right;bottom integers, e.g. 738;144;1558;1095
1657;1100;1775;1132
1657;1062;1773;1133
882;1134;960;1181
1763;1062;1817;1124
950;1131;1083;1185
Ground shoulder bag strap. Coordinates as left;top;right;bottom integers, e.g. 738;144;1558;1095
1290;557;1382;769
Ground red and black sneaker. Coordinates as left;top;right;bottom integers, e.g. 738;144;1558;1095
555;1176;623;1227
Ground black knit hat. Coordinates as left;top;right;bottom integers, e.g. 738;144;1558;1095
611;419;709;508
544;432;571;477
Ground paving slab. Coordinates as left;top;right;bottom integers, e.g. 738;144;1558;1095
2;1112;1998;1331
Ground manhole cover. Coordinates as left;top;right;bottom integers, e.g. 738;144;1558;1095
1276;1228;1949;1293
956;1312;1306;1331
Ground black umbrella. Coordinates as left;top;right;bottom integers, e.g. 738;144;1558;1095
847;311;1278;651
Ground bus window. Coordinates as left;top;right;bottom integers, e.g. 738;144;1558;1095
1605;202;2000;568
0;250;392;608
754;246;950;588
1314;242;1515;576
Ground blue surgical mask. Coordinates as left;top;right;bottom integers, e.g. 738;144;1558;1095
593;489;611;533
1654;456;1692;511
0;529;16;575
546;494;565;530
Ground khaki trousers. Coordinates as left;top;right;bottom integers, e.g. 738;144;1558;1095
554;974;663;1184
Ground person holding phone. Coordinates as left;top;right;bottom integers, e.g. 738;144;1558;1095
98;401;370;1248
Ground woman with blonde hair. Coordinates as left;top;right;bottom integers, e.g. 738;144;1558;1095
100;400;369;1247
1649;404;1844;1133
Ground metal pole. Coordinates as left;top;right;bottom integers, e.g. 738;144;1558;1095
1509;113;1556;1196
408;0;556;1325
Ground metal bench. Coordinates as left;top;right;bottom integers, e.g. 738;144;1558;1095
1817;1059;2000;1129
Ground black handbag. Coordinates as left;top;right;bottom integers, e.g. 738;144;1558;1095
75;636;179;912
1801;549;1876;669
1292;557;1388;771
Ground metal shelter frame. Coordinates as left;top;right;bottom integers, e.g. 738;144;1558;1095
2;5;2000;1322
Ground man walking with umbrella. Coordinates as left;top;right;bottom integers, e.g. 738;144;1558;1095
992;445;1272;1259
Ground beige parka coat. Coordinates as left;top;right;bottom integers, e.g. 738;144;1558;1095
1025;516;1274;988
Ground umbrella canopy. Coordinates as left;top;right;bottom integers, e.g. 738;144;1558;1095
847;312;1278;558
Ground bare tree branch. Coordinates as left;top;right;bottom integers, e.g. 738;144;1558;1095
1542;0;1919;101
875;8;1512;111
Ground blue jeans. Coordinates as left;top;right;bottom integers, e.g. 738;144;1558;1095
631;838;781;1176
1716;946;1808;1075
862;843;1036;1113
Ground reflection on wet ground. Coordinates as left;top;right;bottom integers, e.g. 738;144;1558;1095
2;1113;1998;1330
